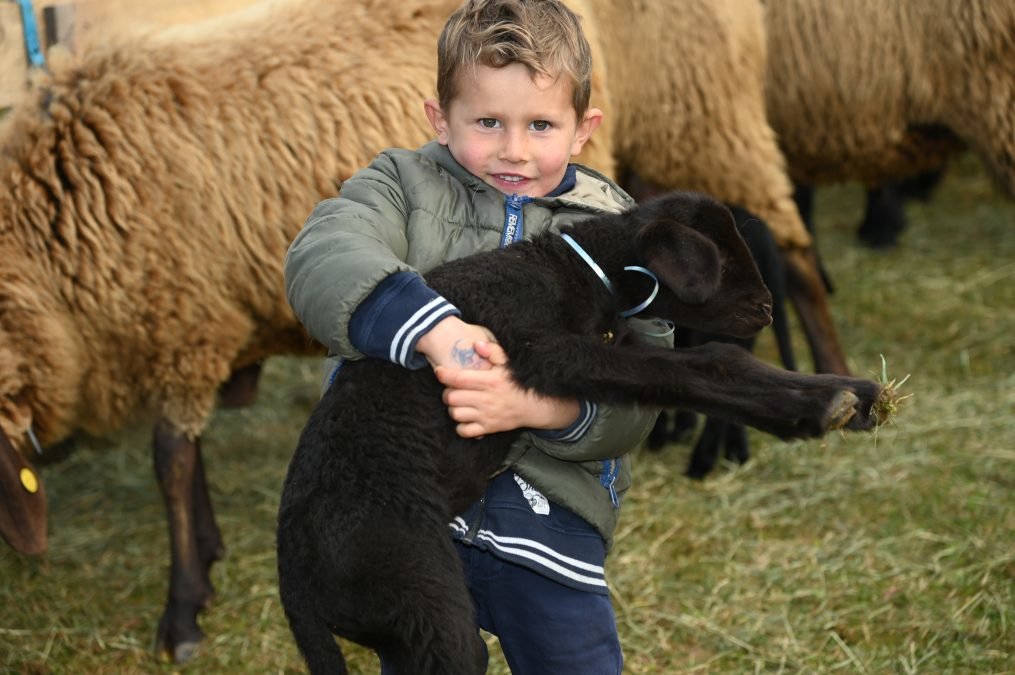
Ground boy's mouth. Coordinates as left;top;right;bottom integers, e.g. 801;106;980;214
492;174;528;185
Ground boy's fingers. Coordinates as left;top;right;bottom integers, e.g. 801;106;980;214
474;341;508;365
444;387;499;410
437;367;498;391
455;422;487;439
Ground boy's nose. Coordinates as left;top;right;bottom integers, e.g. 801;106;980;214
500;130;528;162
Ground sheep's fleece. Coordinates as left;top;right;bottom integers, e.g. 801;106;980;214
764;0;1015;194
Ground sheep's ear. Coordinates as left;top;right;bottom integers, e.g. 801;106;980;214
636;219;722;304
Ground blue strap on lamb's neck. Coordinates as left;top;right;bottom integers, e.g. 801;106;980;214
560;233;659;318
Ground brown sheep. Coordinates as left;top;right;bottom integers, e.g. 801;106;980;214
764;0;1015;197
0;0;849;662
0;0;463;662
575;0;849;375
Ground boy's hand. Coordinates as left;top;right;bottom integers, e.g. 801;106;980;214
415;316;496;370
435;341;581;438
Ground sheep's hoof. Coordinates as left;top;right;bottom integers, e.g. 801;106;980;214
157;636;202;665
174;640;201;664
155;614;204;664
824;390;859;430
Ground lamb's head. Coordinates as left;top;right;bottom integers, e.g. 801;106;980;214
617;191;773;337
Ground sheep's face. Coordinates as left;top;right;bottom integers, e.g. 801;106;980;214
626;192;773;337
0;339;35;448
0;335;49;557
0;420;48;556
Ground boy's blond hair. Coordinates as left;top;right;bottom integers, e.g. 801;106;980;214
436;0;593;120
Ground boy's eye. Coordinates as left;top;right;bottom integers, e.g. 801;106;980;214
478;118;500;129
530;120;551;132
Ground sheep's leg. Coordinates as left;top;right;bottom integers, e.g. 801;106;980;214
217;361;263;408
782;247;851;375
724;423;750;465
191;443;224;573
645;412;672;451
509;338;881;440
685;418;727;480
669;409;699;444
153;419;216;663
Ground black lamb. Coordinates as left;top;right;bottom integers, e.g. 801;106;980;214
276;191;884;675
646;206;799;479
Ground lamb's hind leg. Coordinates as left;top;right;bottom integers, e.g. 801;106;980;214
315;524;487;675
153;419;218;663
375;535;486;675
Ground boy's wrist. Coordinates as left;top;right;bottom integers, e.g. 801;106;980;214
416;316;492;370
415;315;463;358
532;400;596;442
528;396;581;430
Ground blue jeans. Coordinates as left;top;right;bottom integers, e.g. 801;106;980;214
457;540;624;675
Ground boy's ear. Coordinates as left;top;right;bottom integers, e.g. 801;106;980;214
571;107;603;156
424;99;450;145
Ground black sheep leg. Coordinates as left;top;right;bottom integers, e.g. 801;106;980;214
153;420;220;663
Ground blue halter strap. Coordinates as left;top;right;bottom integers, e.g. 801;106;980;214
560;234;659;318
17;0;46;69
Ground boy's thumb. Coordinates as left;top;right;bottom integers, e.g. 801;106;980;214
473;340;508;366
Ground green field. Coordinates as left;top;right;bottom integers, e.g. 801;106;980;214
2;154;1012;673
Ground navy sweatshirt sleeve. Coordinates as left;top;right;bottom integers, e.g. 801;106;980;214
348;271;461;369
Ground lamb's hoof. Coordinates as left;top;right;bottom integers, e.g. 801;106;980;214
824;390;859;430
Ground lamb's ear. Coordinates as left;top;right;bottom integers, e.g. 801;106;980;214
636;219;722;304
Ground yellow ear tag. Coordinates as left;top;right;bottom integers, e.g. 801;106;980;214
20;468;39;494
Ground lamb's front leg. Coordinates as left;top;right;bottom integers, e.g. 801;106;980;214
509;338;882;440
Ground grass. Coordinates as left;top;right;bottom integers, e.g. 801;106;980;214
2;153;1013;674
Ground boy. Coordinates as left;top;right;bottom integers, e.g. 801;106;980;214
284;0;668;671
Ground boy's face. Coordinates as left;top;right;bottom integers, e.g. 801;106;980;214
425;63;602;198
